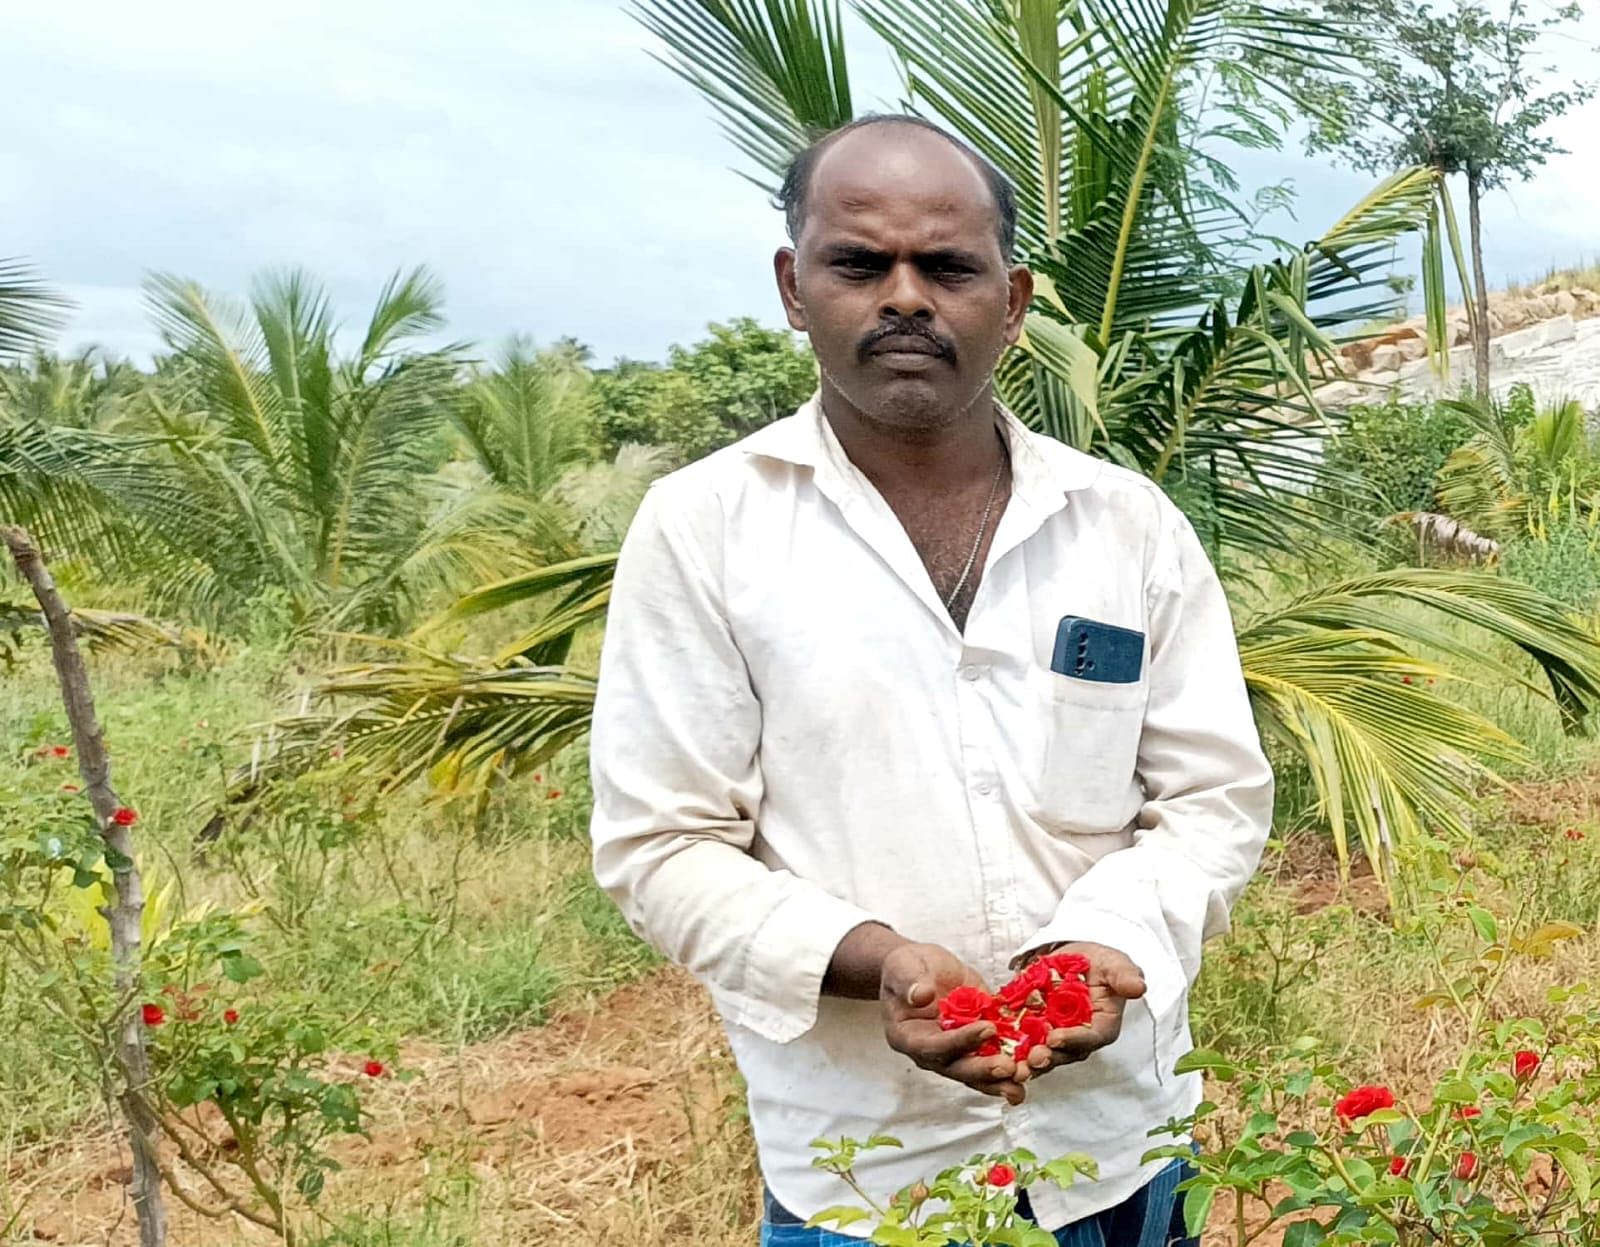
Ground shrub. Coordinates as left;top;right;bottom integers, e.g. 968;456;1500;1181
1324;399;1473;520
1501;519;1600;613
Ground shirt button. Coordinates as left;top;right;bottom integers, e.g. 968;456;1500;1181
975;781;993;796
993;894;1014;915
961;664;984;681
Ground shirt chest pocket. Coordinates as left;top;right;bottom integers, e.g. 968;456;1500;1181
1022;665;1148;835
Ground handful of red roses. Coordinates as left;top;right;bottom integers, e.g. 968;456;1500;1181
937;951;1094;1059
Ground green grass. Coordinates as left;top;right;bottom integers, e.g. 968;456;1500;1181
0;640;653;1148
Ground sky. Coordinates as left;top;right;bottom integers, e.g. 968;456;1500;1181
3;0;1597;368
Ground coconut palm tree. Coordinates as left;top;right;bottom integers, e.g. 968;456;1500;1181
122;268;552;636
449;339;673;555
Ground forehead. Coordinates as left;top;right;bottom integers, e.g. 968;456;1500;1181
801;125;1000;252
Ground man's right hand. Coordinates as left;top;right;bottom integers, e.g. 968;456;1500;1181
879;942;1029;1105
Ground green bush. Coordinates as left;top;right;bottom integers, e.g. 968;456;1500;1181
1325;397;1473;518
1500;520;1600;613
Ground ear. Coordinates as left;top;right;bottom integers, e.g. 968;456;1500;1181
775;248;807;332
1003;263;1034;347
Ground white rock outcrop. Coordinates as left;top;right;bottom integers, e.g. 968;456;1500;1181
1318;288;1600;412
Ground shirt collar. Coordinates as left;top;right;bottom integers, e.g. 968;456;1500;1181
740;393;1102;511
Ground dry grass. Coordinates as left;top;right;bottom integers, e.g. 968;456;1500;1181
1506;261;1600;298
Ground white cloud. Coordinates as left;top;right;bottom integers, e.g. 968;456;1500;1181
3;0;1594;366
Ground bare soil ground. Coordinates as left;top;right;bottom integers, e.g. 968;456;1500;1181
9;971;759;1245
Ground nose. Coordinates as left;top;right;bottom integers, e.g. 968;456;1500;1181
879;261;934;322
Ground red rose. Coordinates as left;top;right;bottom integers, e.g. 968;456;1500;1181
1044;979;1094;1030
975;1037;1002;1057
51;745;70;758
1335;1085;1395;1126
997;963;1050;1010
110;807;138;826
938;986;999;1031
1456;1106;1481;1120
1513;1050;1540;1079
141;1003;165;1027
986;1163;1017;1187
1038;951;1090;980
1013;1013;1051;1060
363;1060;386;1077
224;1009;239;1025
1389;1155;1408;1176
1455;1151;1479;1180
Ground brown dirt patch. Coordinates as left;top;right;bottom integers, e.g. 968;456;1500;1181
9;968;759;1245
1500;772;1600;833
1268;831;1391;919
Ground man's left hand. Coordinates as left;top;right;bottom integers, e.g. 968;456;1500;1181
1013;941;1146;1076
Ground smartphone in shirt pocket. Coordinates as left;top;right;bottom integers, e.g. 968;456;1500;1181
1025;616;1149;835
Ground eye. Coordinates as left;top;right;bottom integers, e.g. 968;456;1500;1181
831;258;882;280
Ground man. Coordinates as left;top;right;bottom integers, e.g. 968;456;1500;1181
590;115;1272;1245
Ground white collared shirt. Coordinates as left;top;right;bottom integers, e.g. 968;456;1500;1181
589;397;1273;1232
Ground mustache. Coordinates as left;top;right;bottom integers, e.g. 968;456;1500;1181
858;318;956;364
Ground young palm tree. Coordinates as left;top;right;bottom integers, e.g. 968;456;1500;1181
449;339;673;555
133;268;548;636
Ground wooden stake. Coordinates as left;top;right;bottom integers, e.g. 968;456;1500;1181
2;526;168;1247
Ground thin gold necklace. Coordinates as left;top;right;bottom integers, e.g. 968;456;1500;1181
942;437;1010;612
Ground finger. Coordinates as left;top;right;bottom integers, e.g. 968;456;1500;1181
891;1020;994;1063
946;1055;1028;1104
947;1052;1020;1084
905;978;937;1008
1049;1024;1118;1060
1087;949;1147;999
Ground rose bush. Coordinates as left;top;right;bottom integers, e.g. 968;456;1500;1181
1148;860;1600;1245
807;1133;1098;1247
2;777;401;1238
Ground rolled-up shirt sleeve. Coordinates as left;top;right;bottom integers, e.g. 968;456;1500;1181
1017;499;1273;1025
590;481;882;1044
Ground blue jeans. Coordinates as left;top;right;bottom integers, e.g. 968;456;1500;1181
760;1160;1197;1246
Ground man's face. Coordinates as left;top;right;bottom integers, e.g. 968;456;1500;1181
775;125;1032;437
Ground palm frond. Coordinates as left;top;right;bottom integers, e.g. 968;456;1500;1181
548;442;676;551
264;652;597;795
145;273;290;476
357;267;447;372
1249;567;1600;732
250;553;618;793
0;259;68;359
1238;566;1600;879
0;597;215;666
453;341;600;497
1241;628;1513;882
635;0;854;187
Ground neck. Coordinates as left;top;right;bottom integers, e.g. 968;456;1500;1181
819;379;1003;494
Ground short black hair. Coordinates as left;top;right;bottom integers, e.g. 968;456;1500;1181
775;114;1018;263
